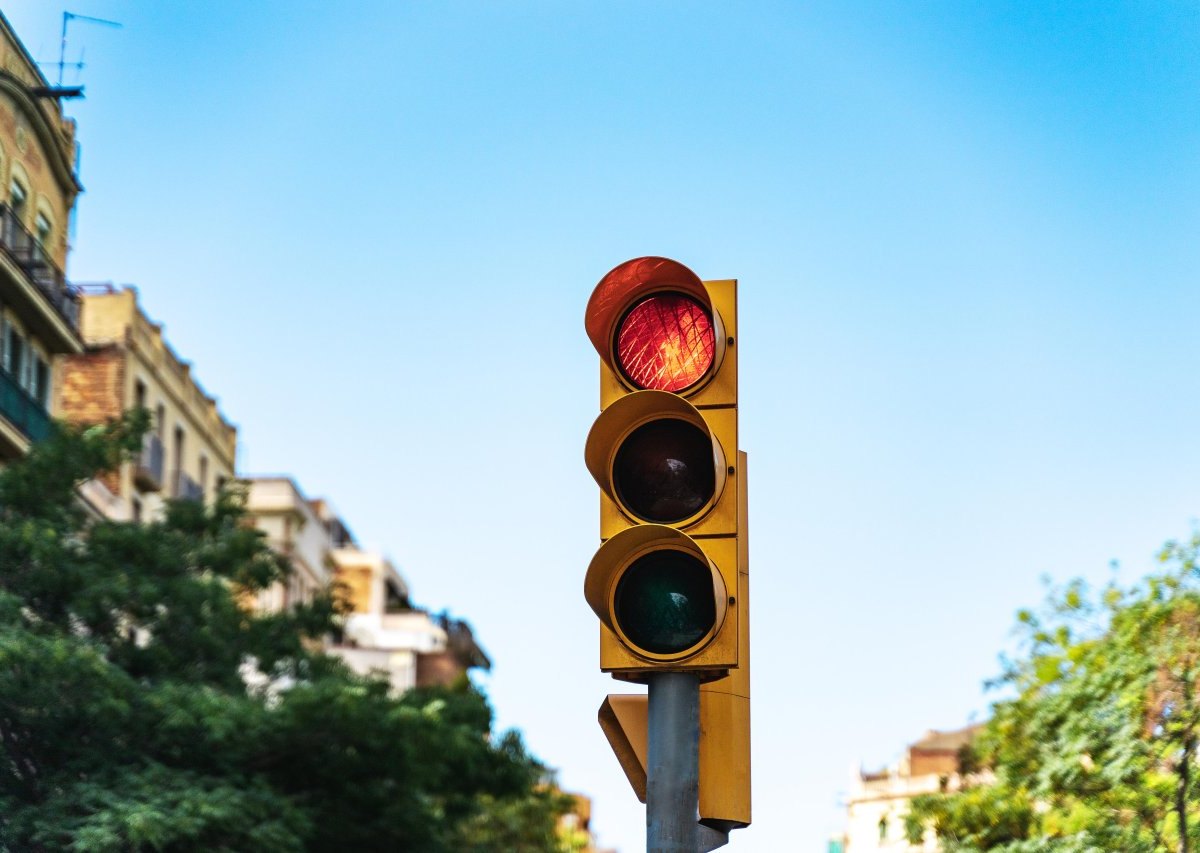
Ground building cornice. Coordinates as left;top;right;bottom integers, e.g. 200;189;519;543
0;71;82;194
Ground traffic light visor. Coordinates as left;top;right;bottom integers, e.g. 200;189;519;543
585;524;729;662
585;257;725;395
586;390;728;528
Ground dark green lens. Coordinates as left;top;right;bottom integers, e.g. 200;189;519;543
614;551;716;655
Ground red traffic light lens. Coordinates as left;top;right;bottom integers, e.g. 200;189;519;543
615;293;715;393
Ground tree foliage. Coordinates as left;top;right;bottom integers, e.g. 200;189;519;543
0;414;570;852
906;535;1200;853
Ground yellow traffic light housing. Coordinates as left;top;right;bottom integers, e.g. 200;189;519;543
585;256;750;836
584;256;744;682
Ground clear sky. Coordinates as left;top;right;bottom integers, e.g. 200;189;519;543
6;2;1200;850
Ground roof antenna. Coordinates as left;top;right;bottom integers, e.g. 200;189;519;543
38;11;122;100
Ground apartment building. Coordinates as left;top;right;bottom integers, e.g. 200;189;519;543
58;286;237;520
331;545;490;691
0;12;84;458
243;477;341;611
245;476;490;691
838;725;981;852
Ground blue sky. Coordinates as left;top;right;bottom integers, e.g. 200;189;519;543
6;2;1200;849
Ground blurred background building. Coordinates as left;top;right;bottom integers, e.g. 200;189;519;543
243;474;490;691
836;724;980;852
59;285;236;520
0;12;82;460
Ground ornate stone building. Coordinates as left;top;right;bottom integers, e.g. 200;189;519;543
0;11;85;459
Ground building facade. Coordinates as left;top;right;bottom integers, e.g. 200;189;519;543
0;12;84;459
57;286;237;520
839;725;980;852
244;477;340;611
331;544;490;692
244;475;489;692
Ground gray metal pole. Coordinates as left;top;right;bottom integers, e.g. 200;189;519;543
646;672;700;852
697;824;730;852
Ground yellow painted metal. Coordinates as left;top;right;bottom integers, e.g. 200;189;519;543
587;266;748;824
698;449;751;829
598;694;649;803
598;690;749;824
586;275;743;683
599;672;749;829
585;390;735;539
599;278;738;411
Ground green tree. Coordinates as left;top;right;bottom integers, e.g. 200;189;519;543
905;536;1200;853
0;414;569;852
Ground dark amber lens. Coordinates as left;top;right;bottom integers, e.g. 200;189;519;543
615;293;715;392
614;551;716;655
613;419;715;523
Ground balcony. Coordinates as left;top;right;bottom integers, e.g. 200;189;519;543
174;470;204;502
0;366;50;443
134;433;164;492
0;204;80;333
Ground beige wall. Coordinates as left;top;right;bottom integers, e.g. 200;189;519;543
58;288;237;521
245;477;335;611
331;548;409;615
843;771;941;852
842;727;979;852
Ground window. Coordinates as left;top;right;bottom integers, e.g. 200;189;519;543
34;213;50;261
173;426;184;495
4;326;24;382
131;497;142;523
155;403;165;437
30;354;47;406
134;380;146;410
199;455;208;500
9;180;26;220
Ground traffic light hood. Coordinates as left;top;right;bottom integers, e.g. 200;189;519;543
585;256;727;395
585;389;728;529
584;524;729;663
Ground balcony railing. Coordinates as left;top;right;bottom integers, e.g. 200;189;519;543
174;470;204;502
0;367;50;443
0;204;80;332
135;433;165;492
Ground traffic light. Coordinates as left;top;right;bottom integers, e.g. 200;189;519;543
583;257;741;681
584;256;750;831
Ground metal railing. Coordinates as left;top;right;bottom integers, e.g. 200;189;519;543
174;469;204;502
0;204;80;332
0;366;50;442
135;433;165;492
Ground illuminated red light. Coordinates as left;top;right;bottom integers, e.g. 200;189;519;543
615;294;715;392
